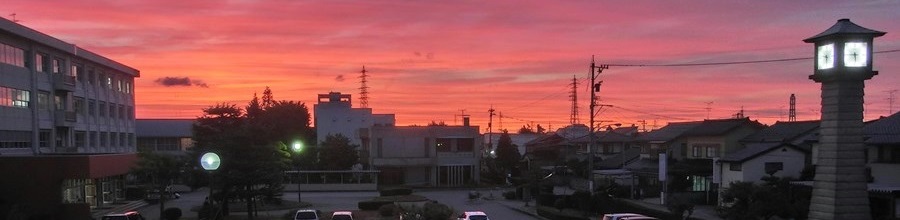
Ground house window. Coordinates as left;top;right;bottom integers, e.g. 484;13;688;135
877;146;900;164
0;43;25;67
681;143;688;157
706;145;719;158
100;132;107;147
54;94;64;110
37;91;50;109
36;54;49;72
98;102;106;117
764;162;784;175
74;131;86;148
74;98;85;115
457;138;474;152
0;87;30;108
87;69;95;85
691;145;702;157
109;103;116;119
88;100;96;116
39;129;51;148
691;175;710;191
729;163;742;171
73;64;83;82
52;59;61;73
376;138;383;157
436;138;452;152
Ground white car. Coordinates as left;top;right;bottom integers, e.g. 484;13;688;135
601;213;647;220
293;209;321;220
458;211;489;220
331;211;353;220
101;211;145;220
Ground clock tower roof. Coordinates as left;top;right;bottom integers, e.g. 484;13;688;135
804;18;885;43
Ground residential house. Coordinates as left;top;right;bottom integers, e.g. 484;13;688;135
668;118;765;204
862;112;900;219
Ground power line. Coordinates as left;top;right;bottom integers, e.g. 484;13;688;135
603;48;900;67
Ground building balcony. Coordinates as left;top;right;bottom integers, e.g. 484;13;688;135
372;157;435;167
55;111;77;127
53;74;76;92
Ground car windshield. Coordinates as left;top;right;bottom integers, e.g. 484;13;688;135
295;211;317;219
470;215;488;220
332;215;352;220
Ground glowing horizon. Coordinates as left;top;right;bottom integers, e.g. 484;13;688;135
6;1;900;132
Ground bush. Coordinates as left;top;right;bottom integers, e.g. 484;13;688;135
380;187;413;196
359;200;394;210
163;208;182;220
422;201;454;220
378;204;397;217
503;190;518;200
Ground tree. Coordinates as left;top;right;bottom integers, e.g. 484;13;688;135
518;125;535;134
319;134;359;170
246;93;262;119
261;86;274;109
536;124;546;134
131;152;185;218
719;177;810;220
495;131;521;175
428;121;447;126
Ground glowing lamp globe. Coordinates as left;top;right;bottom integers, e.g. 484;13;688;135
200;152;221;171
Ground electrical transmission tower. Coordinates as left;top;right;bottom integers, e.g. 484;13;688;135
789;94;797;122
359;66;370;108
570;75;579;125
888;90;898;115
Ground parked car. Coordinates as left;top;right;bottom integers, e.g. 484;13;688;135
601;213;646;220
331;211;353;220
144;188;180;203
458;211;489;220
621;216;658;220
102;211;145;220
293;209;321;220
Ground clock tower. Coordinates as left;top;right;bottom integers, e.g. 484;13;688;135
805;18;885;220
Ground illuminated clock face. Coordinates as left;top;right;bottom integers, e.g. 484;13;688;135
844;42;868;67
817;43;835;70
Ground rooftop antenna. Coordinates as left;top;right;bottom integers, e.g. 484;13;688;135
454;109;469;125
704;101;714;119
9;13;20;22
359;66;370;108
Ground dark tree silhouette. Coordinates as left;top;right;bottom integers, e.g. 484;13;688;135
495;130;521;174
319;134;359;170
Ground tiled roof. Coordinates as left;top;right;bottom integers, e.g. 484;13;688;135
136;119;194;138
569;130;636;143
864;112;900;144
636;121;701;142
803;18;886;43
597;147;641;169
682;118;765;137
741;120;819;143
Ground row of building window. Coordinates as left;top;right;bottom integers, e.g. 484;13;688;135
0;43;25;67
34;53;134;95
0;86;30;108
37;130;134;148
691;143;720;158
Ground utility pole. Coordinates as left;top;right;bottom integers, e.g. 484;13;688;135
589;56;608;195
487;107;496;154
637;120;647;132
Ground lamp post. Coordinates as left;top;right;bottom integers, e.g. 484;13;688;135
200;152;221;215
291;141;304;203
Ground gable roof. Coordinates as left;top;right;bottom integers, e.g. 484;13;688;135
597;147;642;169
136;119;194;138
637;121;701;142
864;112;900;144
741;120;819;143
682;118;765;137
719;142;807;163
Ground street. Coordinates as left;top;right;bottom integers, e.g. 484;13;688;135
135;188;540;220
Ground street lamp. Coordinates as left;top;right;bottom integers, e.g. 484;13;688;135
290;141;304;203
200;152;221;212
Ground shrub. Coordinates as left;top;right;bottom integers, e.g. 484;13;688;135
422;201;454;220
502;190;518;200
163;208;182;220
378;204;397;217
359;200;394;210
380;187;413;196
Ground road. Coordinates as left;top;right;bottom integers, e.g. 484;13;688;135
136;188;538;219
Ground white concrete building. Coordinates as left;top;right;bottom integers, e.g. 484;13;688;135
368;124;482;187
313;92;394;147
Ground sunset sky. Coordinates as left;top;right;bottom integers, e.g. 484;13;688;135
6;1;900;132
